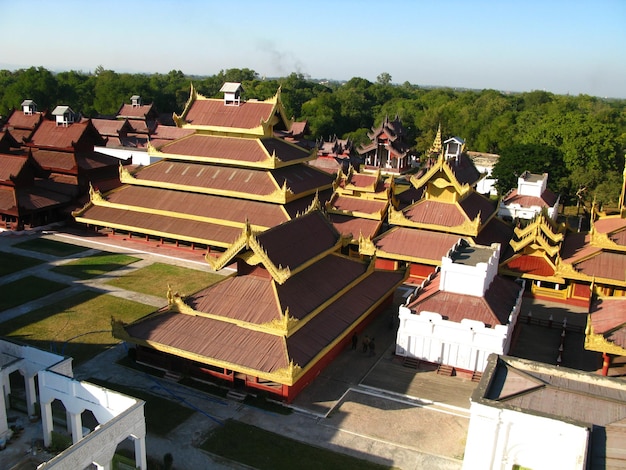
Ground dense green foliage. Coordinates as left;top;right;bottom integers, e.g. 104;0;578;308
1;66;625;206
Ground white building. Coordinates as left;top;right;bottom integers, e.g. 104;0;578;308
463;354;626;470
0;339;147;469
498;171;560;221
395;239;524;375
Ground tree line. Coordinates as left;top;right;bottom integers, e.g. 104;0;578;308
1;66;625;208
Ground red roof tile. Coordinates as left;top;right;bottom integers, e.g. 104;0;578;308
17;186;72;210
3;110;42;131
185;99;274;129
89;118;132;136
503;255;556;277
459;192;497;224
327;213;382;240
502;189;559;208
126;311;290;374
0;154;28;181
30;119;104;149
150;125;194;141
117;104;155;119
255;211;340;271
329;194;387;214
76;204;243;246
188;275;280;324
408;274;521;326
159;135;309;164
403;200;467;227
574;251;626;282
560;232;598;263
373;227;460;262
104;185;291;228
31;149;76;171
0;187;16;211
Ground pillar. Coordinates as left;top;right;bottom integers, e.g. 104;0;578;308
41;402;53;447
134;435;148;470
25;375;37;417
601;353;611;376
68;411;83;444
93;462;111;470
0;384;8;437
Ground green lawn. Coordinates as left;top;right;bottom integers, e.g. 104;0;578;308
51;253;141;280
105;262;225;298
0;276;68;311
13;237;90;257
86;377;195;436
201;419;396;470
0;290;154;365
0;252;45;276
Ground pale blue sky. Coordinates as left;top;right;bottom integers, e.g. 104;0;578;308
1;0;625;98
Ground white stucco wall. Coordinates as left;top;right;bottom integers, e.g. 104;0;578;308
95;145;157;166
462;402;589;470
395;307;519;372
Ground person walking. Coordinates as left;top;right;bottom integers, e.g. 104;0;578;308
362;335;370;353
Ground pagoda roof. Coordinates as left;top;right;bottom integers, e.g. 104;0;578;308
150;134;312;168
125;160;332;203
28;119;105;149
593;215;626;248
393;192;495;235
31;149;119;173
327;213;383;241
572;251;626;285
406;273;521;327
365;227;460;264
117;252;405;385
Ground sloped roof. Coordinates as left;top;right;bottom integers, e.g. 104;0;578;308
574;251;626;283
131;160;332;198
117;103;155;119
327;213;382;241
0;154;29;181
31;149;76;171
29;119;105;149
3;109;42;131
328;194;387;215
155;134;310;165
477;355;626;427
184;99;274;129
502;188;559;208
89;118;132;136
372;227;460;263
502;254;557;277
407;274;521;326
589;297;626;350
255;210;340;272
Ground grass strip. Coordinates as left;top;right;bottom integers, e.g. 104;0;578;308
51;252;140;280
86;377;195;436
0;275;68;311
201;419;395;470
13;238;90;257
105;262;225;298
0;252;44;276
0;290;154;365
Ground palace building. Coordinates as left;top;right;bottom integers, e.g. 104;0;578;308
73;83;335;255
359;127;513;284
113;210;407;402
358;115;417;175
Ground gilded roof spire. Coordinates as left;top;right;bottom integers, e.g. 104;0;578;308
428;123;443;156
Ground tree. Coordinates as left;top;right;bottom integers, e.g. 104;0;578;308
376;72;392;86
491;144;566;195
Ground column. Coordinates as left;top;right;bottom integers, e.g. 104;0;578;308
25;375;37;417
134;435;148;470
602;353;611;376
68;411;83;444
0;384;8;437
41;402;54;447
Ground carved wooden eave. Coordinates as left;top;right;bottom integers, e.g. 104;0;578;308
272;358;302;385
71;183;100;217
358;233;376;256
410;157;470;198
514;215;565;243
206;221;254;271
247;234;292;284
173;82;199;128
263;306;299;335
510;232;561;258
590;223;626;252
584;318;626;355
